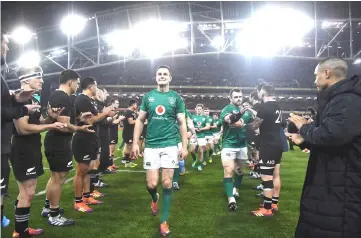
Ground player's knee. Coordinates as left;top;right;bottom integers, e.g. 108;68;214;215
235;166;242;175
262;180;274;191
223;166;233;178
25;188;36;202
161;179;172;189
147;180;158;189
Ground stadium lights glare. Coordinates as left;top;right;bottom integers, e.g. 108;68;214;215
236;6;314;57
354;58;361;65
17;51;41;68
61;14;87;36
11;26;35;45
211;36;224;50
104;30;135;57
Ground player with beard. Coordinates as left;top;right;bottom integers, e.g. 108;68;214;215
109;98;121;169
1;33;40;228
245;85;283;217
132;65;187;237
190;104;210;171
122;100;138;168
11;66;66;237
220;89;253;211
203;108;215;165
43;70;93;226
72;77;115;212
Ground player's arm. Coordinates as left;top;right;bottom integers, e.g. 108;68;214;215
199;122;211;131
13;116;60;135
78;100;113;125
186;117;196;135
223;114;244;128
133;110;147;145
299;96;361;146
177;113;188;149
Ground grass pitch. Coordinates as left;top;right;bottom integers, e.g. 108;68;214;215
1;131;308;238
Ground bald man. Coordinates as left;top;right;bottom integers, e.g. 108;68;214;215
286;57;361;238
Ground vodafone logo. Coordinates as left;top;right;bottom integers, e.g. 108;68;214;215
155;105;166;115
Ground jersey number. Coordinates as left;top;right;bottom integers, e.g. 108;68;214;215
275;110;282;124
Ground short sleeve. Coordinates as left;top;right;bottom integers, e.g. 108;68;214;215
140;94;148;112
48;93;72;117
124;110;133;119
75;97;95;114
241;110;254;124
176;95;185;114
207;117;213;125
220;106;231;121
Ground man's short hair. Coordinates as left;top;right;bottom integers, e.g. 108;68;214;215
17;66;43;81
80;77;96;90
318;57;348;79
250;91;259;100
261;85;276;97
157;65;171;74
59;70;80;84
128;99;137;107
196;104;204;109
111;98;119;104
256;83;268;92
204;107;210;111
229;88;242;98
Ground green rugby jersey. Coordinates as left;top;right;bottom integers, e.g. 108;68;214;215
211;118;222;134
220;104;253;148
140;89;185;148
204;116;214;136
191;114;208;138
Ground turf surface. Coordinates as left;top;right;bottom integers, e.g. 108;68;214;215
1;132;308;238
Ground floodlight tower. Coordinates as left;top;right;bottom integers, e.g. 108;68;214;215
60;14;87;68
10;26;36;53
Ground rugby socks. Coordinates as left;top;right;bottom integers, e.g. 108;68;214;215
209;149;213;157
264;197;272;210
203;151;208;162
223;178;233;198
191;152;197;162
83;192;91;199
179;160;185;173
44;199;50;209
173;168;180;183
88;170;98;193
124;153;131;163
160;188;173;223
75;197;83;203
233;172;244;189
50;207;60;218
272;197;279;205
147;187;158;203
14;200;19;210
15;206;30;236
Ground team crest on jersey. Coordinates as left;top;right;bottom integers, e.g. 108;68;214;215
148;97;155;103
197;121;201;126
168;97;176;105
155;105;166;115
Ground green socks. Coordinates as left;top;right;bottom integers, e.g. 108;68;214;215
173;168;180;183
160;188;173;223
191;152;197;162
233;172;244;189
223;178;233;198
203;151;208;162
147;187;158;202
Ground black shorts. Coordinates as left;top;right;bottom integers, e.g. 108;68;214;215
1;154;10;195
122;133;133;144
259;145;283;175
72;133;99;165
44;137;73;172
10;138;44;182
110;129;118;145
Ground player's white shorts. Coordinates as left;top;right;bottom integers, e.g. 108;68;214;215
197;138;207;147
221;147;248;160
143;146;179;169
205;136;214;144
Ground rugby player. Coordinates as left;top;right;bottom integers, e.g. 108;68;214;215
11;66;66;237
203;108;215;164
220;89;253;211
72;77;115;212
132;65;188;237
43;69;93;226
211;113;222;155
245;85;283;216
109;98;121;169
122;99;139;168
190;104;210;171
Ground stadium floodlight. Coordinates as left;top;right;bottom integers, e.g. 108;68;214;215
211;36;224;50
17;51;40;68
353;58;361;65
236;6;314;57
11;26;35;45
61;14;87;36
104;30;135;57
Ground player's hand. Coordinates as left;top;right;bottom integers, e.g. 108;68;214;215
131;143;140;160
103;105;115;116
119;115;126;121
187;131;192;139
179;148;188;161
47;107;65;119
24;104;41;115
78;125;95;133
289;113;308;129
80;112;93;122
285;133;305;145
195;127;201;132
14;89;37;103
